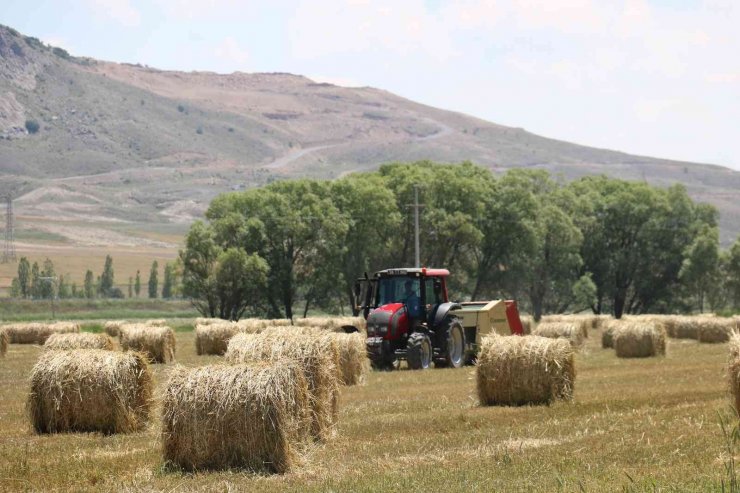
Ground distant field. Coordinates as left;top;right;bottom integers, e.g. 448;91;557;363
0;327;737;491
0;299;198;322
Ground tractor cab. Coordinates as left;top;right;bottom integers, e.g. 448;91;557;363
354;268;464;370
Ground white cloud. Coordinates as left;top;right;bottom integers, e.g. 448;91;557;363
85;0;141;27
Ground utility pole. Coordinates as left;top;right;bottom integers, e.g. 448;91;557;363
2;194;16;264
406;185;424;268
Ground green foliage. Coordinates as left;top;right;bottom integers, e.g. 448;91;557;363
51;46;70;59
17;257;30;298
182;161;726;318
162;263;175;299
84;270;94;299
134;270;141;298
727;238;740;309
148;261;159;298
99;255;115;297
25;119;40;134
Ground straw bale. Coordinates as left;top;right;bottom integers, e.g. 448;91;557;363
0;328;7;357
294;317;366;334
477;335;575;406
28;350;152;434
104;320;127;338
697;317;737;344
668;316;700;339
162;362;311;473
44;333;114;351
225;332;340;440
145;319;168;327
120;325;176;363
520;316;533;335
614;322;666;358
2;321;80;344
533;322;584;347
601;320;625;349
728;334;740;414
195;323;239;355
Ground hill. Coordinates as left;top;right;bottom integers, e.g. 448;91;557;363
1;23;740;260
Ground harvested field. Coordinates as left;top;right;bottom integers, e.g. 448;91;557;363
225;332;340;440
0;326;739;491
729;334;740;414
44;333;114;351
0;328;6;357
120;325;176;363
2;321;80;344
28;350;153;434
477;335;575;406
533;322;584;347
614;323;667;358
162;363;311;473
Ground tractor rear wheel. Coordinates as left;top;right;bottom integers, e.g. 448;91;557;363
435;317;465;368
407;332;432;370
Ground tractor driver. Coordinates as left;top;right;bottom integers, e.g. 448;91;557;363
403;280;422;323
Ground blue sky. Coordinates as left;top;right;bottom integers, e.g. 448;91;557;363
3;0;739;169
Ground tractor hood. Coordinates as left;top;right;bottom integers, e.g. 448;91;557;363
366;303;408;339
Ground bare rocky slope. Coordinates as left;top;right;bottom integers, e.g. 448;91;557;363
1;24;739;248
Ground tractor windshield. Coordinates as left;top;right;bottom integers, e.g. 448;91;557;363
377;277;420;306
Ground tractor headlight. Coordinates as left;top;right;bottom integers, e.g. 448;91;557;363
378;325;387;334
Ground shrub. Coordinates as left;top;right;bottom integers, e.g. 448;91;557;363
25;119;40;134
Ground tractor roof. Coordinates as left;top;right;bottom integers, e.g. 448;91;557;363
375;268;450;277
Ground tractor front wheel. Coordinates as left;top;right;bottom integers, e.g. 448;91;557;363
407;332;432;370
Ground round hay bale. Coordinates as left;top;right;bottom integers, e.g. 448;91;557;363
670;316;700;339
120;325;176;363
162;362;311;473
476;335;575;406
144;319;168;327
294;316;366;334
194;317;224;326
44;333;114;351
533;322;584;347
729;334;740;414
601;320;625;349
225;332;340;440
520;316;534;335
0;328;7;357
614;323;666;358
594;315;613;330
3;322;81;345
28;350;153;434
697;318;736;344
104;320;127;338
194;323;239;356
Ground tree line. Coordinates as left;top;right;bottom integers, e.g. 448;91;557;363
8;255;179;300
179;161;740;321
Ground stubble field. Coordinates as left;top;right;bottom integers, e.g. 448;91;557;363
0;327;736;492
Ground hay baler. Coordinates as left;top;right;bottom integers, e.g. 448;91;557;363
354;268;523;370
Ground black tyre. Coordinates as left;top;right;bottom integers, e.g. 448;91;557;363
407;332;432;370
435;317;465;368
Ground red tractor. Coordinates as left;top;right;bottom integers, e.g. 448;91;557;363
355;267;523;370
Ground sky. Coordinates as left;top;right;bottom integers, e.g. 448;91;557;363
2;0;739;169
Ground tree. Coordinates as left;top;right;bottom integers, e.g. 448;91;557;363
572;274;598;313
84;270;95;299
206;179;348;319
134;270;141;298
30;261;40;298
727;237;740;309
680;225;720;312
180;223;269;319
9;278;21;298
148;261;159;298
57;274;70;299
162;263;174;299
99;255;115;297
17;257;30;298
128;277;133;298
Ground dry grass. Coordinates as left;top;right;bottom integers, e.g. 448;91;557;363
225;332;340;441
477;335;575;406
533;322;584;347
120;325;176;363
162;362;312;473
0;327;738;491
27;350;153;434
1;321;80;344
44;333;114;351
614;323;667;358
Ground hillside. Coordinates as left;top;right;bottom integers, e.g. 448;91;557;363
1;23;740;254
